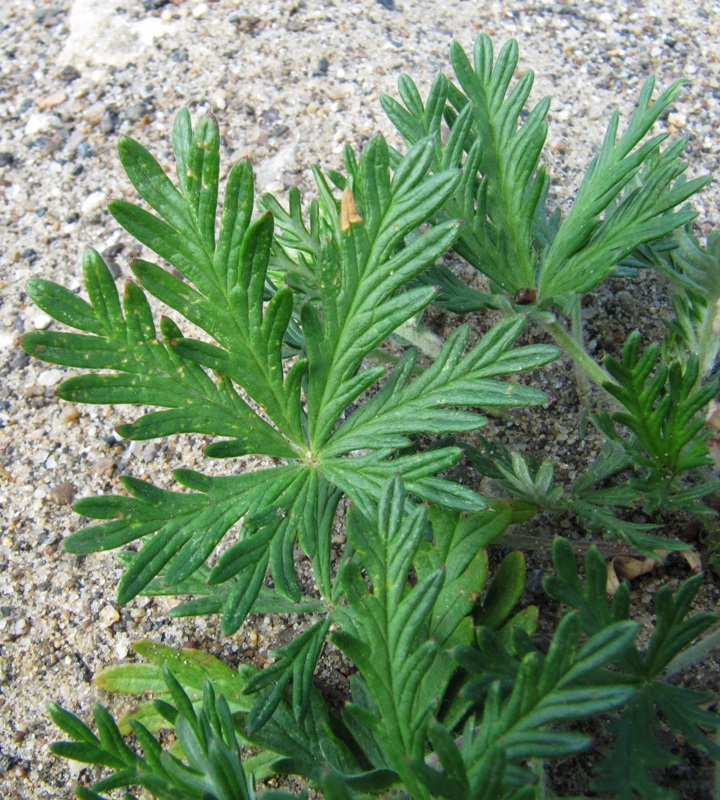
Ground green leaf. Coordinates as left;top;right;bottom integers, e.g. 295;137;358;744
383;36;549;297
656;228;720;378
539;78;708;299
25;106;561;631
321;317;557;458
545;537;720;795
416;502;511;652
332;478;447;799
458;615;635;791
244;618;332;732
93;640;253;733
474;551;525;630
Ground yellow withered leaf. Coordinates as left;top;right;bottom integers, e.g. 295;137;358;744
341;186;363;233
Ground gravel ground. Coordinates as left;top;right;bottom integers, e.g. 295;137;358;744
1;1;719;798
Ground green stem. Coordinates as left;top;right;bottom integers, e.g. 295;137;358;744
531;757;547;799
541;316;614;390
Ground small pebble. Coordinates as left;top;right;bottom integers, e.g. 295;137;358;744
85;102;106;126
76;142;93;159
36;92;67;110
100;110;119;134
25;114;60;136
668;112;686;128
99;605;120;629
211;90;227;111
142;441;161;463
58;65;81;82
50;482;76;506
126;100;152;121
80;191;107;216
61;406;80;424
90;456;115;476
32;313;52;330
37;368;64;387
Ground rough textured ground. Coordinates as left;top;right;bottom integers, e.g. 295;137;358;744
1;0;719;798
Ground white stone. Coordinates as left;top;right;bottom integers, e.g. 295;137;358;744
115;635;129;659
99;605;120;628
37;368;64;387
81;190;106;216
32;312;52;330
192;3;208;18
137;17;168;46
59;0;174;68
668;112;687;128
25;114;60;136
255;143;299;193
211;90;227;111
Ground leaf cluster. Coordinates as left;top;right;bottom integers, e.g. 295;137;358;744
21;30;720;800
49;490;718;800
546;538;720;798
596;331;720;513
22;107;554;635
380;34;708;310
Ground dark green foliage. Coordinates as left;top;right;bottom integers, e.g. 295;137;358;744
50;480;666;800
635;227;720;378
545;538;720;797
596;331;720;514
467;435;707;551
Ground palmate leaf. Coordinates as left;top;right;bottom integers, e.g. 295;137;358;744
466;437;684;544
381;35;549;297
419;613;637;797
243;618;332;733
319;316;557;458
68;465;308;624
538;109;708;300
417;502;512;649
631;226;720;382
23;249;298;456
327;480;517;799
415;502;518;732
234;677;395;793
23;109;553;639
381;34;707;310
113;115;307;443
